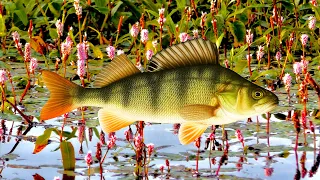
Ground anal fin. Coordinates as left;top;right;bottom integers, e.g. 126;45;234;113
98;108;136;133
179;122;208;145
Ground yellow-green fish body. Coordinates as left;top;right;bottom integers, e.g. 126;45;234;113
41;38;278;144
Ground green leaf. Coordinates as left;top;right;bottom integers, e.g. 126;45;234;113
33;128;53;154
92;46;103;59
4;2;17;12
111;1;123;17
14;10;28;26
216;33;224;48
122;0;141;19
93;6;109;14
233;60;247;74
0;15;6;37
95;0;107;7
25;0;36;14
60;141;75;171
228;20;246;45
176;0;187;11
143;0;159;12
49;28;58;40
250;69;280;81
48;3;60;18
279;0;294;11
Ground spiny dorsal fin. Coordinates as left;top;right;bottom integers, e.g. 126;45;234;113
148;38;219;72
94;54;141;87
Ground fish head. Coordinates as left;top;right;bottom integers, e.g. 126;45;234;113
235;83;279;116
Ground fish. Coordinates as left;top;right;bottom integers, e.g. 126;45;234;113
40;38;279;145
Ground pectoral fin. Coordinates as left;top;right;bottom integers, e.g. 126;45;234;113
98;108;135;133
179;122;208;145
179;104;220;121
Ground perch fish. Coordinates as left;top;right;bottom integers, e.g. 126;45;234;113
40;38;279;144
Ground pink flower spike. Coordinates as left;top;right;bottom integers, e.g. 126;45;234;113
24;43;31;62
77;59;85;77
309;121;315;133
152;40;158;49
209;132;215;141
124;128;133;141
194;137;201;148
159;165;165;173
193;29;199;39
130;22;139;38
12;31;20;43
275;51;281;61
134;134;143;148
293;62;302;75
256;45;264;61
73;0;82;17
179;32;189;42
200;12;207;28
147;143;155;156
29;58;38;73
85;150;93;166
235;129;244;143
117;49;124;56
246;29;253;46
282;73;292;91
140;29;149;44
308;16;316;30
300;34;308;46
0;70;7;84
77;43;88;61
157;8;166;27
310;0;318;6
61;37;73;57
55;19;64;37
264;167;274;177
53;176;60;180
246;54;252;61
146;49;153;60
106;45;115;60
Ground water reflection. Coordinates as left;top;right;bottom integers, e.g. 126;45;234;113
0;112;320;179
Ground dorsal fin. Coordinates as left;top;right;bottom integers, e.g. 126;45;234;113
94;54;140;87
148;38;219;72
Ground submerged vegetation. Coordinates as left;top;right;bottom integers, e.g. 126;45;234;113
0;0;320;179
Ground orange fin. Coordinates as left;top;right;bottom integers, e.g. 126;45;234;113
94;54;141;88
179;103;220;121
40;70;79;120
179;122;208;145
98;108;135;133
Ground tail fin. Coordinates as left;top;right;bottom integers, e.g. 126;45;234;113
40;70;79;120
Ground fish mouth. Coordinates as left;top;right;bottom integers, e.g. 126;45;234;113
254;101;278;113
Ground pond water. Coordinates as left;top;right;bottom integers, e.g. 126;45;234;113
1;60;320;180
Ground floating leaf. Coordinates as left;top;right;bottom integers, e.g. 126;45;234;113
33;128;53;154
278;150;290;158
60;141;75;171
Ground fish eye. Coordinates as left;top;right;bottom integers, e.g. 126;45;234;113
252;90;264;99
